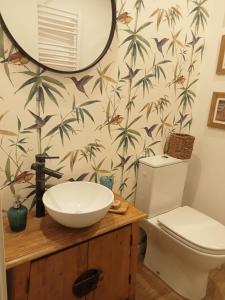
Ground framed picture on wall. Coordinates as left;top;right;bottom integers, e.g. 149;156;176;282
216;35;225;75
208;92;225;129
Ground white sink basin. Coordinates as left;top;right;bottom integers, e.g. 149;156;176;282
43;182;114;228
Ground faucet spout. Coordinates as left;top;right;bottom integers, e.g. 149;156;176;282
43;167;63;179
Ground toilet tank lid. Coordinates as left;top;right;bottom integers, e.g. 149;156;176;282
139;155;185;168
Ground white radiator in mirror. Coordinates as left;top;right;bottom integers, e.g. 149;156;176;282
37;4;80;71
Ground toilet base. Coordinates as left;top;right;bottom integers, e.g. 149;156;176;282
144;243;208;300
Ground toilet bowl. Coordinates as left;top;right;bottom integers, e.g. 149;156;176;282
135;155;225;300
141;206;225;300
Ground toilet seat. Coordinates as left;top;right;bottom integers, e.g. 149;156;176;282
157;206;225;255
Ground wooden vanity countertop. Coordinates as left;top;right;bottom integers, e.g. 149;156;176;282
4;194;145;269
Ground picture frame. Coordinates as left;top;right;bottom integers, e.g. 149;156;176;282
208;92;225;129
216;35;225;75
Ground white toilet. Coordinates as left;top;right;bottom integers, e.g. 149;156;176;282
135;155;225;300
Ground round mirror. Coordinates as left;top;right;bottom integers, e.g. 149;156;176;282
0;0;116;73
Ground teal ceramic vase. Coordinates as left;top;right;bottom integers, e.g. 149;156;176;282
7;201;28;232
100;175;114;190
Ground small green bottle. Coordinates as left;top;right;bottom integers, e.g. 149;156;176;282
100;175;114;190
7;200;28;232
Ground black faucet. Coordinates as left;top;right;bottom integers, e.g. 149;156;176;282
31;154;63;218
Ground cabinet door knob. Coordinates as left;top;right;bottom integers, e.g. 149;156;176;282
73;269;102;298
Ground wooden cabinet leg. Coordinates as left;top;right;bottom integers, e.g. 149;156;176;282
129;222;139;300
7;262;31;300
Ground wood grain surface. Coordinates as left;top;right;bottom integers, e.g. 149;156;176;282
7;262;30;300
4;194;145;269
86;226;131;300
28;243;87;300
136;261;225;300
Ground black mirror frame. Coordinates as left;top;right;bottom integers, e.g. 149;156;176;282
0;0;116;74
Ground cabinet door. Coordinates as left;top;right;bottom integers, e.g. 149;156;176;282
87;225;131;300
28;243;88;300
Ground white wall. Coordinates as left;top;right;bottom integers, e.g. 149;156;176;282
183;1;225;225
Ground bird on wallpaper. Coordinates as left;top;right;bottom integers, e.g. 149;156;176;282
67;75;93;97
0;171;34;191
143;124;158;138
122;63;141;80
168;75;186;87
187;31;201;47
12;171;34;184
106;115;124;126
117;12;133;25
25;110;54;130
153;38;169;57
0;51;29;65
96;115;124;130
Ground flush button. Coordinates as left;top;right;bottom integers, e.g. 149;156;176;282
161;155;169;159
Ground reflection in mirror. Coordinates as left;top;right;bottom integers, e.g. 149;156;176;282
0;0;116;73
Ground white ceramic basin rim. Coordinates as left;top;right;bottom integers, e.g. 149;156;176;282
43;181;114;228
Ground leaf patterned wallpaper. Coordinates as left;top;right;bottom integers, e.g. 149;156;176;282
0;0;209;209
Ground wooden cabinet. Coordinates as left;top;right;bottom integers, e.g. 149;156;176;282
7;224;138;300
28;243;88;300
86;226;131;300
5;196;145;300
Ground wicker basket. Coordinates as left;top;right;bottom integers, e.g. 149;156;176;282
166;133;195;159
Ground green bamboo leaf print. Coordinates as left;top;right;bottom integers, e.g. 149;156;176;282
17;117;21;132
0;26;5;59
121;22;152;64
154;60;171;81
92;64;116;95
41;76;66;89
0;112;7;122
135;0;145;13
0;28;14;85
189;0;209;33
167;30;184;55
157;114;172;136
166;6;182;28
5;156;11;182
195;43;205;61
141;102;154;120
119;177;128;193
144;141;161;156
42;84;58;106
150;6;182;31
183;117;193;132
136;22;153;33
75;100;100;125
16;71;66;110
90;158;106;183
177;79;198;112
114;117;142;153
5;156;15;195
141;96;171;120
45;98;99;145
134;73;154;96
45;118;77;145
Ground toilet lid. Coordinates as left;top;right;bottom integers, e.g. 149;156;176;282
157;206;225;254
